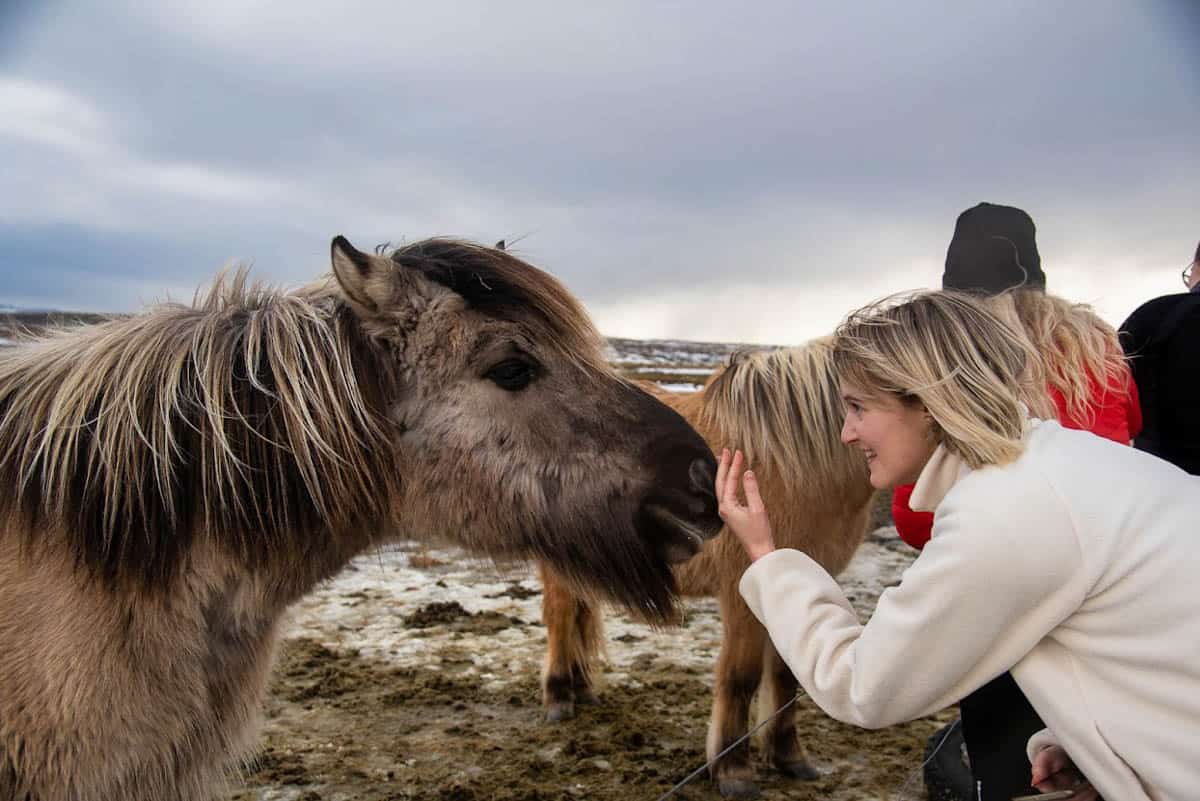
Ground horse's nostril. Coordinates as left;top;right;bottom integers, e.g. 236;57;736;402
688;457;716;499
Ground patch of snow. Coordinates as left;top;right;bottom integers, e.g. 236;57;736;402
280;527;914;691
632;366;713;375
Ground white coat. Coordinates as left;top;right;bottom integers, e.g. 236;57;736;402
739;420;1200;800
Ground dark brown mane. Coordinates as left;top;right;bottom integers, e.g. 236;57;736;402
387;239;608;369
0;271;401;588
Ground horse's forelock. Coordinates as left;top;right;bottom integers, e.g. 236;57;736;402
387;239;609;374
0;273;401;589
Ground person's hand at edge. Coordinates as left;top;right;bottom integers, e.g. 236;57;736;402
1030;744;1099;801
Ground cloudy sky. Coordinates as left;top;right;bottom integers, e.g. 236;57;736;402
2;1;1197;344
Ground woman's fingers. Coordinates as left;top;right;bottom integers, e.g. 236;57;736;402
721;450;742;508
715;447;730;500
713;452;776;562
1030;745;1066;785
717;450;754;520
743;470;764;514
1031;746;1094;798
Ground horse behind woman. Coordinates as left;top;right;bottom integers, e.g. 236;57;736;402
539;338;876;798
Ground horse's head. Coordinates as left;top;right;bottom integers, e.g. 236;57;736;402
330;236;721;621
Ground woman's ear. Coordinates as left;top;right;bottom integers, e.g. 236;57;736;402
923;409;942;442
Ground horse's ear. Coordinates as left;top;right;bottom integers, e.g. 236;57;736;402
494;239;506;251
330;235;394;314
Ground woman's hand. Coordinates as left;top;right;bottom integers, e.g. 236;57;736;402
1030;745;1099;801
715;448;777;563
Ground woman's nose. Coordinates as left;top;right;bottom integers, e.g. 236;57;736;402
840;414;855;444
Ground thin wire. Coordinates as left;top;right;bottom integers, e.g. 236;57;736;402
652;697;962;801
892;718;962;801
652;695;799;801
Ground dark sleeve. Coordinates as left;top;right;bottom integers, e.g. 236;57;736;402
1119;302;1154;359
1119;296;1178;392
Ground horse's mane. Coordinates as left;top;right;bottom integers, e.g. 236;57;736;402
386;238;611;376
0;270;400;587
699;337;866;496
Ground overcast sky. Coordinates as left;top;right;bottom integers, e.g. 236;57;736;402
2;1;1197;344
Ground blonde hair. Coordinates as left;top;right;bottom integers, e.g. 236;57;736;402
983;289;1128;426
832;291;1040;469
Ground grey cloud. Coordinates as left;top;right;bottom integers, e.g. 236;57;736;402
2;0;1198;330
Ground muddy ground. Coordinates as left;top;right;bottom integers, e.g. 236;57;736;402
227;527;957;801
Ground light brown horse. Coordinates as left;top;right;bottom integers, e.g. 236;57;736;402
540;339;877;799
0;237;722;801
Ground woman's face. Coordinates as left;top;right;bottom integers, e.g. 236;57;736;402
839;380;938;489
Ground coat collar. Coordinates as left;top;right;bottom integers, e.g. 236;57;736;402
908;444;970;513
908;408;1035;513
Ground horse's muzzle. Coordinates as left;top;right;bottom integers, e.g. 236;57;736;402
641;455;723;563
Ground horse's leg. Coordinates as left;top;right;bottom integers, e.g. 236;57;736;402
570;596;602;706
707;590;766;800
762;639;820;780
539;563;602;722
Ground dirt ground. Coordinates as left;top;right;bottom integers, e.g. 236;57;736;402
226;527;957;801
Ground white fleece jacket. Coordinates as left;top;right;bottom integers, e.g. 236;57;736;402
739;420;1200;801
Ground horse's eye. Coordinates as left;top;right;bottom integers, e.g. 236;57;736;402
484;358;536;391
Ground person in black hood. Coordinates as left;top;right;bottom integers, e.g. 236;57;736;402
1119;239;1200;474
942;202;1047;294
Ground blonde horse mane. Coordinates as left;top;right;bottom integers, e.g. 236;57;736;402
699;337;865;497
0;269;400;587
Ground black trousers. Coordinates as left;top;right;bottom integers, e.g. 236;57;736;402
959;672;1045;801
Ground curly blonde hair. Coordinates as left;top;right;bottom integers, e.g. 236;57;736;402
983;289;1130;427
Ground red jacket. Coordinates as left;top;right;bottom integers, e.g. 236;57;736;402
892;369;1142;550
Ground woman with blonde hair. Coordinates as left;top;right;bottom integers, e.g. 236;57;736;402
889;203;1141;801
717;291;1200;801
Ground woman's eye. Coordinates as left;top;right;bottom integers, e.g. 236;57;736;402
484;359;536;391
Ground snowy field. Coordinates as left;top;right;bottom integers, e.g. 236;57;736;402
281;527;916;695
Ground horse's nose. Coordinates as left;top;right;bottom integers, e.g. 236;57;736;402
688;456;716;504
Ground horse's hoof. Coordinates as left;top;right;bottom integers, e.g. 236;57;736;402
545;702;576;723
573;687;599;706
776;760;820;780
717;778;761;800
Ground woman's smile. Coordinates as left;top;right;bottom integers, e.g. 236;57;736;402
840;382;937;490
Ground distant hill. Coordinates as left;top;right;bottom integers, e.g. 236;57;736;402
0;310;114;340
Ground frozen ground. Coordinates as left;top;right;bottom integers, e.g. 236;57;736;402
283;527;917;687
229;527;956;801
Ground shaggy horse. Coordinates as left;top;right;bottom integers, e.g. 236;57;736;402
539;339;877;799
0;237;722;801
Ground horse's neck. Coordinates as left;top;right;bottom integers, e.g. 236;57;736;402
197;531;375;614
